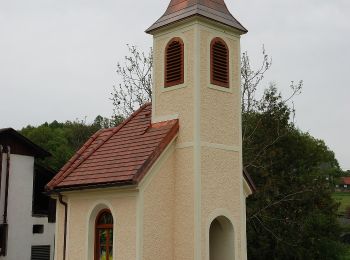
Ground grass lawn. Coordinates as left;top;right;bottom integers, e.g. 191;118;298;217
333;192;350;216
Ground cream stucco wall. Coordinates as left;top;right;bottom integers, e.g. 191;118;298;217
152;17;247;260
197;23;247;260
151;24;198;259
140;141;175;260
54;188;138;260
54;198;65;260
152;24;195;144
199;27;241;146
138;137;195;260
173;147;195;260
201;148;244;260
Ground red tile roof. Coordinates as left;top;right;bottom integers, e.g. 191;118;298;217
46;103;179;191
341;177;350;185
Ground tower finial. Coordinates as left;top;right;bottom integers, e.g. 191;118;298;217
146;0;247;34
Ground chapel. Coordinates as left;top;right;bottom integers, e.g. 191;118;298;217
46;0;255;259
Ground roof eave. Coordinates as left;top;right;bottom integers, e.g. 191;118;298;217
146;16;247;35
0;128;51;158
243;168;257;193
46;180;137;194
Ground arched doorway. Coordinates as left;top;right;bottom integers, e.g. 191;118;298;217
209;216;235;260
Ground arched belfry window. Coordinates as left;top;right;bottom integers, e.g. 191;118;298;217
211;38;229;88
95;209;113;260
165;37;184;87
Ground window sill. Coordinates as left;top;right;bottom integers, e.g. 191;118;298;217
161;83;187;92
208;83;233;93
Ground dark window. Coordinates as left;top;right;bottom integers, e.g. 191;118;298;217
211;38;229;88
32;164;55;217
31;245;50;260
95;209;113;260
48;199;56;223
33;225;44;234
165;38;184;87
0;224;8;256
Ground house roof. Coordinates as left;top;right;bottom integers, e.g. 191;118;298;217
243;168;256;193
0;128;50;158
341;177;350;185
46;103;179;191
146;0;247;34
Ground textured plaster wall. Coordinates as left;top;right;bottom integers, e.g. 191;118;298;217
142;148;175;260
201;147;243;259
174;147;195;260
199;27;241;146
153;26;195;144
54;200;66;260
142;144;195;260
55;190;137;260
198;23;246;260
152;20;246;260
153;26;197;259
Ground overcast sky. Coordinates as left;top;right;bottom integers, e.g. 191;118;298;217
0;0;349;170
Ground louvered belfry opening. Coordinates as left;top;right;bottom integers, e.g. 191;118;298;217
165;38;184;87
211;38;229;88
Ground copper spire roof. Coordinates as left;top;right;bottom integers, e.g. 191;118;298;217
146;0;247;34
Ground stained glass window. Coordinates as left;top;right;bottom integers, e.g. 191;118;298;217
95;210;113;260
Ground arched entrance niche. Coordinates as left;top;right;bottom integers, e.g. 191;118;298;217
209;216;235;260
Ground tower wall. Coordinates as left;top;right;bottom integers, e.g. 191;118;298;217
152;17;247;260
152;23;197;259
198;22;247;260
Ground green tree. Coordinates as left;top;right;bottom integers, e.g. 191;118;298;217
20;116;115;171
244;87;345;259
240;49;345;259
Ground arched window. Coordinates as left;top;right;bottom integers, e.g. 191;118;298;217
95;209;113;260
165;37;184;87
211;38;229;88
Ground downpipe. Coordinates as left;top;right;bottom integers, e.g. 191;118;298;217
4;146;10;225
57;192;68;260
0;145;3;202
0;146;10;256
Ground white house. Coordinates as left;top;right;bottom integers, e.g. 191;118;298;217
0;128;56;260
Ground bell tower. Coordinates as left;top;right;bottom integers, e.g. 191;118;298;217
147;1;249;259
